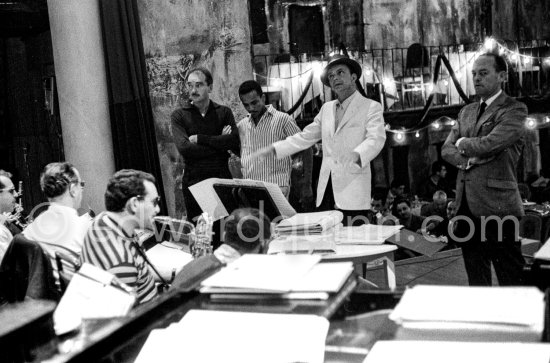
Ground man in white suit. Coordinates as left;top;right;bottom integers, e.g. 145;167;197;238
254;55;386;225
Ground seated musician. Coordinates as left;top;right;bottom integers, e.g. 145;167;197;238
81;169;161;304
23;162;91;279
0;170;18;264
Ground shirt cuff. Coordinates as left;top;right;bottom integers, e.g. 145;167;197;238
455;137;466;153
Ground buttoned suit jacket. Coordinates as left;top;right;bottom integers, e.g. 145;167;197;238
441;92;527;217
274;93;386;210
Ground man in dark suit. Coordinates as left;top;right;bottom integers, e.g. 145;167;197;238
442;53;527;286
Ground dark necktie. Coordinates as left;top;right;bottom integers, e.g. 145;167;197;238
477;102;487;121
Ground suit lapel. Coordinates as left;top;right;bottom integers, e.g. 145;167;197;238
335;93;361;134
474;93;506;135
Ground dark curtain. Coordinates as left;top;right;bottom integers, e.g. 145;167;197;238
98;0;167;214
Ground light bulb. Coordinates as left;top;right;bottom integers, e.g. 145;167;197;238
525;118;537;129
484;38;495;51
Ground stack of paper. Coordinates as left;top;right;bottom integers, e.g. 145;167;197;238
389;285;545;342
199;254;354;300
135;310;329;363
275;210;343;235
145;242;193;282
333;224;403;244
53;263;136;335
364;341;550;363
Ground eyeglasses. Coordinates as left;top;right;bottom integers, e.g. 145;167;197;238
137;195;161;208
0;188;17;196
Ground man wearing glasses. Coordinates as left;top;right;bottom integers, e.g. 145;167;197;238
81;169;161;304
171;67;239;248
23;162;91;280
0;170;18;264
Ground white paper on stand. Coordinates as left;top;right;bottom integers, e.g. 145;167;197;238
135;310;329;363
364;341;550;363
189;178;296;221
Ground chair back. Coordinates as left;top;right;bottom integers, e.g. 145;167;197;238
405;43;429;71
519;213;543;241
518;183;532;201
55;251;81;294
0;234;60;303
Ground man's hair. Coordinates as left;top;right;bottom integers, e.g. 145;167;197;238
0;169;12;189
431;160;445;175
432;190;447;201
105;169;156;212
480;53;508;73
187;67;213;86
394;197;411;208
40;162;78;199
371;190;387;205
223;208;271;253
238;80;263;97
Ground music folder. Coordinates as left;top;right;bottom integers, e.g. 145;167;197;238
189;178;296;221
385;229;446;257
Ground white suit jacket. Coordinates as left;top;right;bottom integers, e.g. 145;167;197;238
273;92;386;210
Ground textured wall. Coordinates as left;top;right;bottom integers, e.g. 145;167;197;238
364;0;483;49
493;0;550;41
137;0;252;217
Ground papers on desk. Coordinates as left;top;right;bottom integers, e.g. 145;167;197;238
53;263;136;335
333;224;403;244
275;210;343;235
268;224;403;255
145;242;193;282
389;285;545;342
364;341;550;363
135;310;329;363
200;254;354;299
534;238;550;261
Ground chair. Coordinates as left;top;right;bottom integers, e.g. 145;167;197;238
0;234;60;303
519;214;543;261
520;213;543;241
518;183;532;201
397;43;431;108
55;251;81;294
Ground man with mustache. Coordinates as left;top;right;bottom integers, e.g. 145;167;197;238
171;67;239;248
442;53;527;286
253;55;386;226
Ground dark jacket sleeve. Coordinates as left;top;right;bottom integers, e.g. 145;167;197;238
196;107;240;153
171;109;217;159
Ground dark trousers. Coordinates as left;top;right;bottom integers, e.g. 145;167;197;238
317;176;369;226
456;195;524;286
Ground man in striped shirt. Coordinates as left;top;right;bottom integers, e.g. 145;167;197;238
237;80;312;201
81;169;160;304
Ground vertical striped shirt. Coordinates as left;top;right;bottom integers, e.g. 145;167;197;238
238;105;301;187
81;212;157;304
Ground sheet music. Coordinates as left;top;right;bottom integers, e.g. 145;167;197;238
53;263;136;335
200;254;321;292
188;178;229;220
390;285;545;327
189;178;296;221
135;310;329;363
365;341;550;363
146;243;193;282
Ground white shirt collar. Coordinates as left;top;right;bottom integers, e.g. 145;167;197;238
482;89;502;106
